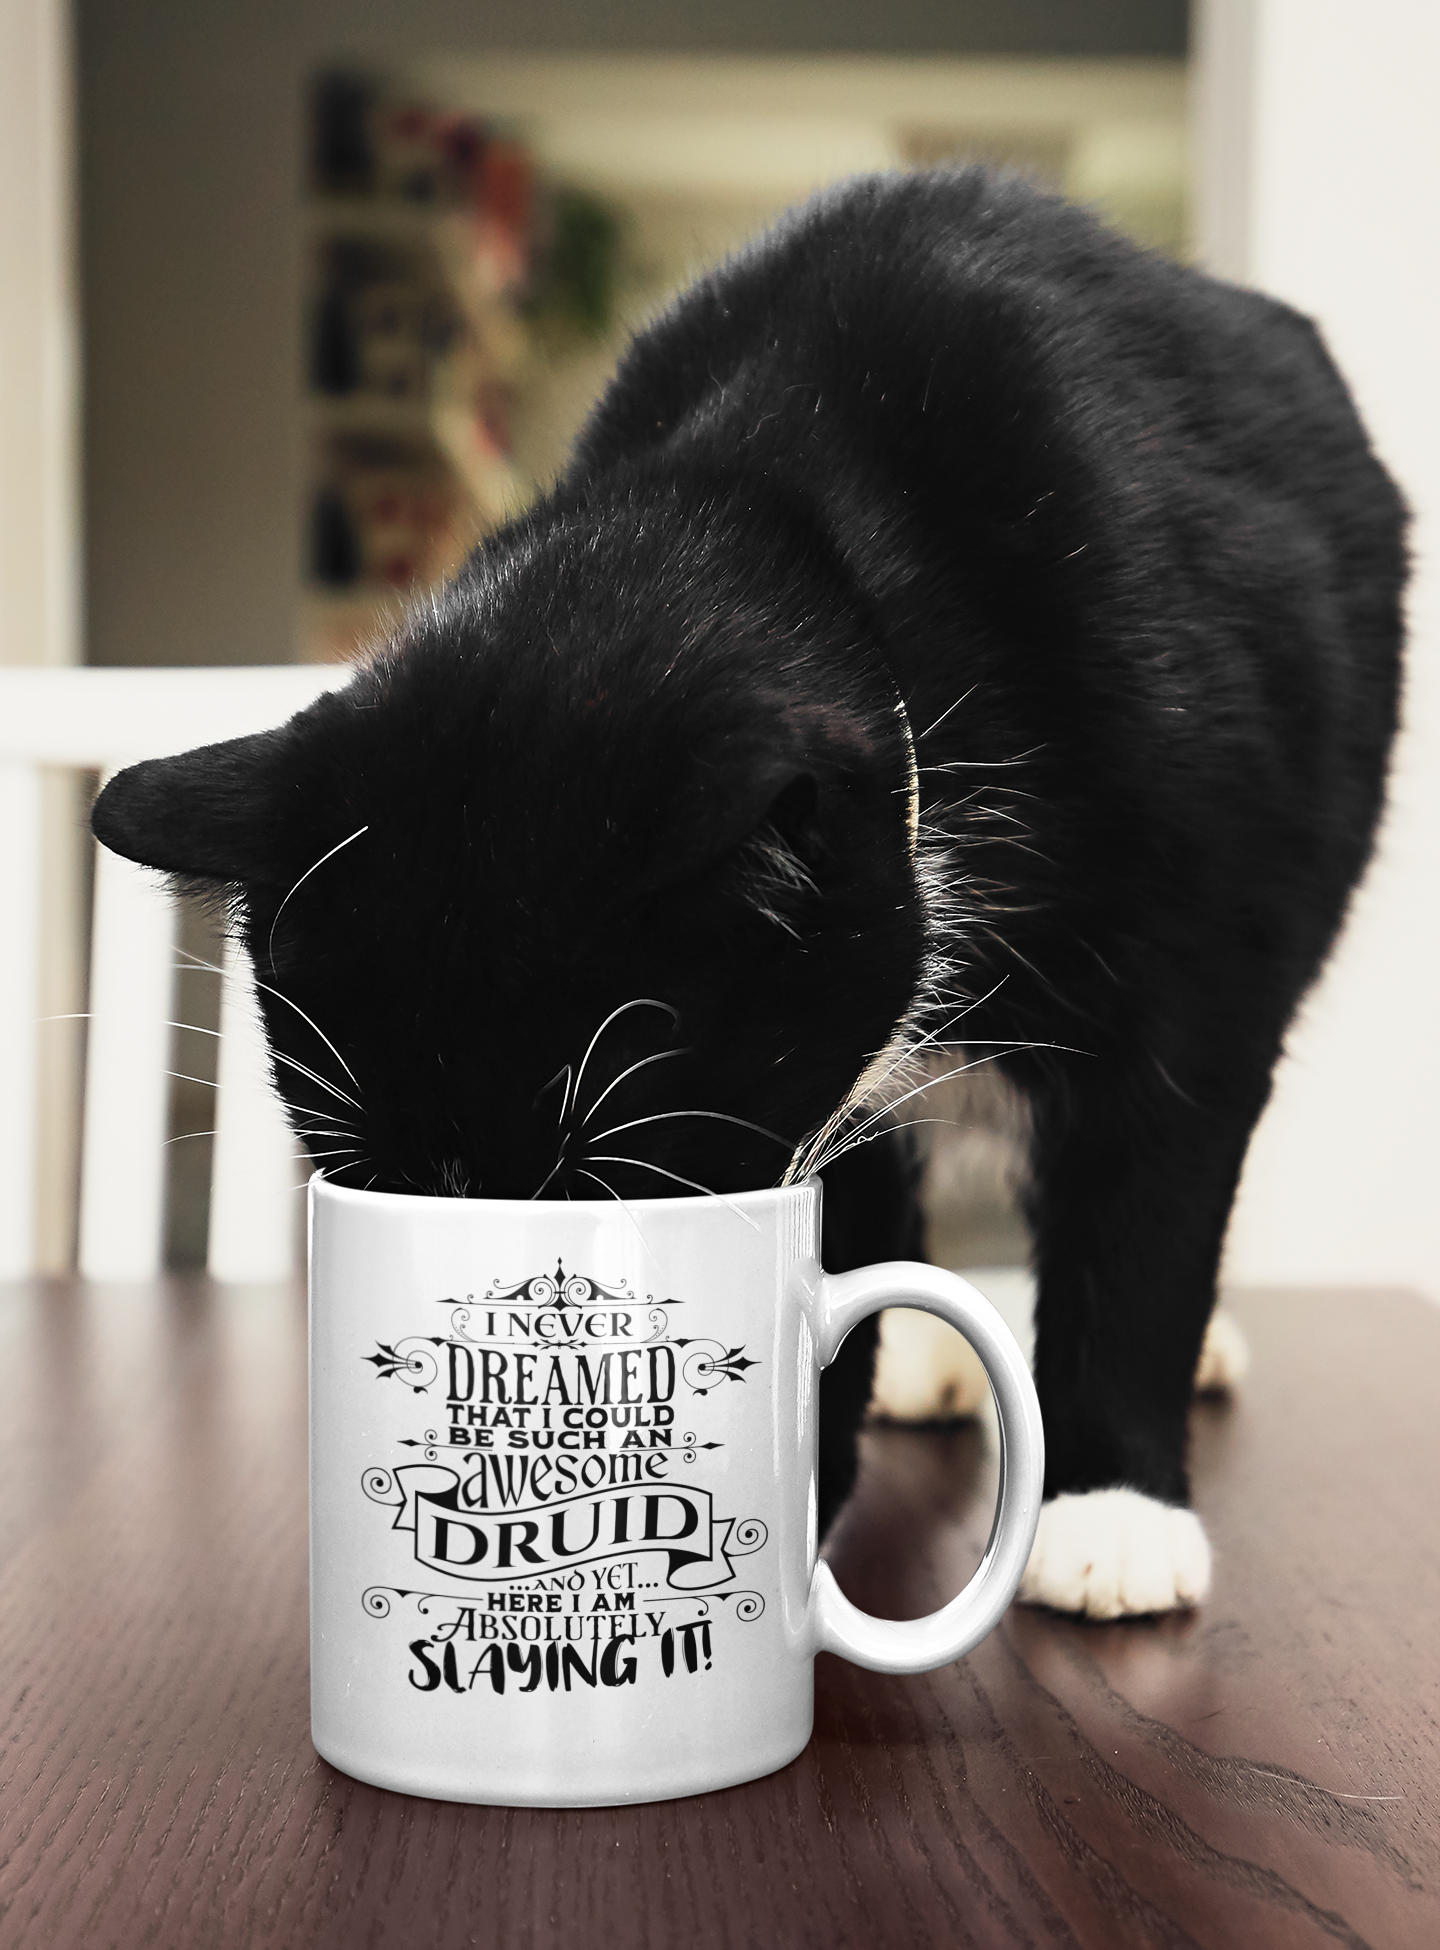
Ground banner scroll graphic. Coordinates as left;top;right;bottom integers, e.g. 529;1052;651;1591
364;1465;766;1591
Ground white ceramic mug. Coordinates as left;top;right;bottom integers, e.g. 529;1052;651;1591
309;1174;1043;1806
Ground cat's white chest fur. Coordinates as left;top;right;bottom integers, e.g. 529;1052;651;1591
870;1282;1247;1618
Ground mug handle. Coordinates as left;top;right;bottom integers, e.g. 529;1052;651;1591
809;1262;1044;1674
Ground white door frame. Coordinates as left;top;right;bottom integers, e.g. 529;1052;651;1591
0;0;83;1275
1195;0;1440;1300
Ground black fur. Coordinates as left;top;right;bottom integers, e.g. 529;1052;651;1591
92;170;1406;1531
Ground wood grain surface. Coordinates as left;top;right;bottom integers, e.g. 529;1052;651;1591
0;1278;1435;1949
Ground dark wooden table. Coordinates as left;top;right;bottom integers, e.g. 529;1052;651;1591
1;1278;1436;1949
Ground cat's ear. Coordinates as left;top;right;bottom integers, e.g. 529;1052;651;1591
668;753;822;872
644;701;900;898
90;731;284;882
757;771;822;854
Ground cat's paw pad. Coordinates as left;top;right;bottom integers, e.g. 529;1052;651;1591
1017;1488;1212;1619
1194;1311;1250;1394
869;1307;990;1421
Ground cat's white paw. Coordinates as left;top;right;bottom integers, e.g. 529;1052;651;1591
1194;1311;1250;1393
870;1307;990;1421
1017;1488;1212;1619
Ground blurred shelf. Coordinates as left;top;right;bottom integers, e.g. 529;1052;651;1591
305;198;525;328
299;93;548;668
304;195;461;240
428;401;524;522
306;393;435;436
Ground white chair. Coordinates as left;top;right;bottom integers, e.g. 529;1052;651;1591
0;665;350;1280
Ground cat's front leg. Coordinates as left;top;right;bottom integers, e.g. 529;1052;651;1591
817;1127;928;1535
1015;1062;1264;1619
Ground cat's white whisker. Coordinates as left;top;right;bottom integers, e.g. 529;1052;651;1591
570;999;679;1123
969;803;1032;830
267;824;371;972
573;1169;662;1269
249;974;361;1091
171;948;226;977
434;1156;476;1198
915;684;977;744
542;1062;573;1127
786;964;1072;1183
813;1110;994;1173
261;1049;363;1115
581;1046;691;1127
43;1012;221;1040
307;1160;376;1188
804;1049;1049;1176
171;952;364;1109
975;925;1076;1013
585;1108;794;1152
811;1053;1009;1168
71;1030;365;1142
820;1114;964;1155
530;1156;566;1201
84;981;363;1114
46;1017;364;1114
586;1154;761;1231
787;981;1010;1182
919;744;1045;774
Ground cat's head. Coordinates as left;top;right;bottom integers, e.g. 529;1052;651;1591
91;481;929;1198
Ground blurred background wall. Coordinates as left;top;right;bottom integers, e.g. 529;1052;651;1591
76;0;1186;674
72;0;1188;1270
290;54;1188;669
6;0;1429;1292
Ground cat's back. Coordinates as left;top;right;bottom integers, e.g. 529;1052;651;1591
586;168;1391;541
577;168;1404;770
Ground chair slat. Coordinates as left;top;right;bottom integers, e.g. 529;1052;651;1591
207;939;302;1282
0;762;43;1277
77;831;176;1280
0;667;355;1282
0;665;350;767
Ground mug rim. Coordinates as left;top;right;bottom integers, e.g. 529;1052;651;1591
309;1170;820;1216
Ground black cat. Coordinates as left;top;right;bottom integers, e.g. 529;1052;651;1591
92;170;1405;1615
